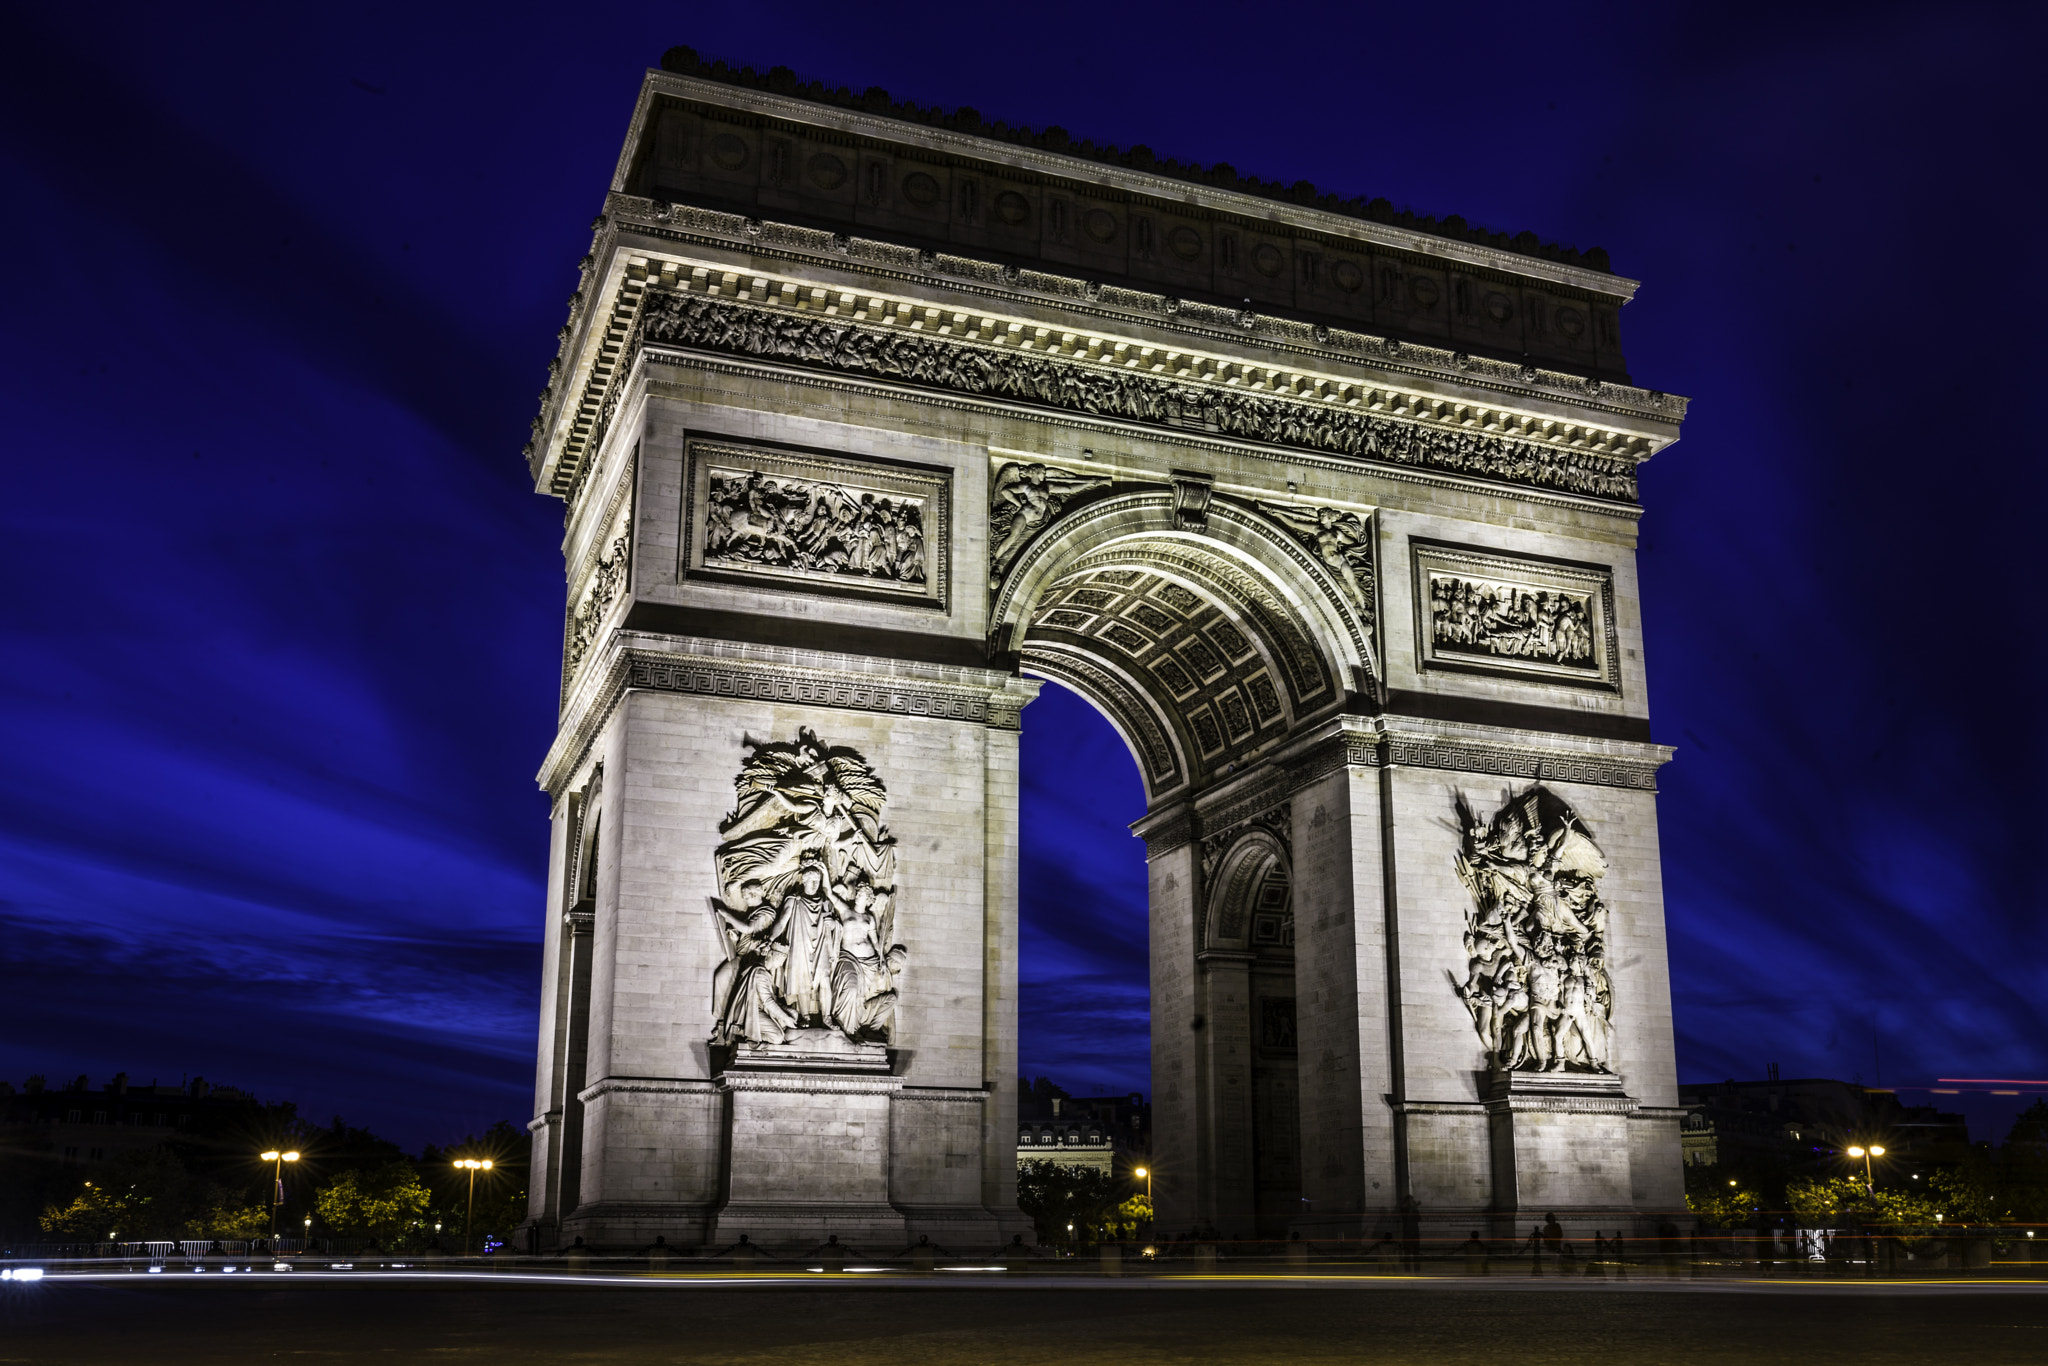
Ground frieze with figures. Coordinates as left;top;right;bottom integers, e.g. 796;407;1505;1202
684;437;951;608
1411;539;1617;691
637;291;1640;504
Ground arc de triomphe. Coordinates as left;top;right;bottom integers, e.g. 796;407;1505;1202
521;56;1687;1250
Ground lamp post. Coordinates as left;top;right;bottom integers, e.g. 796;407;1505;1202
1135;1166;1153;1244
455;1159;494;1257
1845;1144;1886;1194
259;1150;300;1240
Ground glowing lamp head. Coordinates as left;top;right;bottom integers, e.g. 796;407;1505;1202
1135;1167;1148;1178
482;1160;493;1170
283;1152;299;1162
1869;1145;1885;1157
261;1151;280;1161
1846;1146;1865;1158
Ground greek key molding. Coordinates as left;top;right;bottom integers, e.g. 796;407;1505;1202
629;653;1005;725
894;1086;994;1106
1284;733;1384;790
578;1076;720;1102
714;1071;906;1096
1385;734;1662;791
1485;1093;1641;1117
632;290;1641;504
538;643;1031;797
1134;808;1198;862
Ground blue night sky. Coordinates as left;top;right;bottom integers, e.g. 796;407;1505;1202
2;2;2042;1150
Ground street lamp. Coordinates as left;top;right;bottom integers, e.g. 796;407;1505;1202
260;1150;300;1240
1135;1166;1153;1242
455;1159;494;1257
1845;1144;1886;1194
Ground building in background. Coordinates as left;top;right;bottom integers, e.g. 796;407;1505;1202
1678;1075;1970;1173
1016;1080;1150;1177
0;1072;264;1168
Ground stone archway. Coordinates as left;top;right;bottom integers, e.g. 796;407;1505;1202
516;67;1691;1253
989;484;1358;1236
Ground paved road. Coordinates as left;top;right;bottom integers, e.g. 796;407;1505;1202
4;1274;2045;1364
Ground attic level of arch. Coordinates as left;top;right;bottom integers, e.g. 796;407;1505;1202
629;98;1634;383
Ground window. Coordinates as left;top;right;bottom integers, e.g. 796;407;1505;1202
90;1148;104;1160
67;1109;81;1123
63;1146;78;1160
93;1111;106;1124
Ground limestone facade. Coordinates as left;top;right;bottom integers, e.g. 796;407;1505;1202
520;66;1688;1249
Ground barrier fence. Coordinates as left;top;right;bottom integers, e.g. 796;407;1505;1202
5;1227;2046;1280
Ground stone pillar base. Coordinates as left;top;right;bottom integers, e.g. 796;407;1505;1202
1486;1070;1639;1232
707;1064;908;1253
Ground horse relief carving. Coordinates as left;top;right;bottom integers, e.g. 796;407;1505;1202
704;467;926;586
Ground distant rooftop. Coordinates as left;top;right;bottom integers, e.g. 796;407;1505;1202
658;46;1614;274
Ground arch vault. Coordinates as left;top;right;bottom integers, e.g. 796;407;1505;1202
517;65;1690;1251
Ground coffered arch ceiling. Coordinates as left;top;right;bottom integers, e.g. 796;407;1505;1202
1003;491;1365;803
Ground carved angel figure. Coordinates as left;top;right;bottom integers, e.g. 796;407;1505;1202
1449;785;1614;1074
987;462;1110;586
1256;500;1375;620
707;728;908;1048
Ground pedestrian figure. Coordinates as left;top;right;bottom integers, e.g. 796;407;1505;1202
1527;1224;1545;1276
1459;1231;1490;1277
1588;1231;1607;1277
1611;1230;1628;1279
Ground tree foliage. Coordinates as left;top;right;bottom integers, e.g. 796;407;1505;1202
1685;1182;1760;1228
1015;1161;1127;1243
39;1147;265;1241
314;1161;431;1245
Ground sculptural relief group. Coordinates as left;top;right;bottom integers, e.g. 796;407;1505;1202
1452;786;1615;1074
638;291;1639;503
708;728;908;1049
703;467;927;586
1430;574;1594;665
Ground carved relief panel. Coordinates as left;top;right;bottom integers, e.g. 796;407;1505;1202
1411;539;1618;691
682;436;950;610
707;727;908;1052
561;459;634;691
1451;785;1615;1076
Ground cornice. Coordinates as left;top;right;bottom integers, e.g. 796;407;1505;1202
536;634;1036;796
578;1076;719;1102
532;203;1687;496
625;70;1640;299
1485;1093;1641;1116
894;1086;993;1105
714;1071;906;1095
628;203;1681;422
